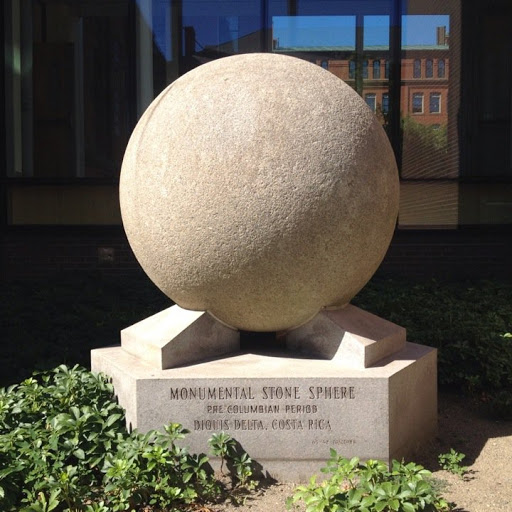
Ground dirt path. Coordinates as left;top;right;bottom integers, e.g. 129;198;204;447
210;392;512;512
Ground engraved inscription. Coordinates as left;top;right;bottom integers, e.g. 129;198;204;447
170;384;357;438
262;386;300;399
170;386;255;400
308;386;355;399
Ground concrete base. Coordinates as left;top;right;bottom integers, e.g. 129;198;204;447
92;313;437;482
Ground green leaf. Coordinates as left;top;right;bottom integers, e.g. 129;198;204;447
73;448;85;460
105;414;122;428
402;502;416;512
47;489;61;511
389;498;400;510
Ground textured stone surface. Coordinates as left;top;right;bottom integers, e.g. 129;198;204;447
91;343;437;482
121;305;240;369
285;305;406;367
120;53;399;332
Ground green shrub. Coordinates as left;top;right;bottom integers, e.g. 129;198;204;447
3;275;511;416
0;365;250;512
0;274;170;387
354;278;512;416
287;450;450;512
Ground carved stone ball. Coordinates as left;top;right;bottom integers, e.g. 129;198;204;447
120;53;399;332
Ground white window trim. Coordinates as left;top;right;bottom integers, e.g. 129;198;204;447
412;92;424;114
430;92;442;114
365;93;377;112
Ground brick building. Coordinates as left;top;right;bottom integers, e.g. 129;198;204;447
1;0;511;280
313;45;449;127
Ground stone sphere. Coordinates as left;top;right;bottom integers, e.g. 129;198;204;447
120;53;399;332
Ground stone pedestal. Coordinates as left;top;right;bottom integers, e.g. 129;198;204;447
91;305;437;482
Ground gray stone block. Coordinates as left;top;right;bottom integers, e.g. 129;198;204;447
91;339;436;482
121;305;240;369
285;305;406;368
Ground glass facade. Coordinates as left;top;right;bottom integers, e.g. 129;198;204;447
2;0;512;227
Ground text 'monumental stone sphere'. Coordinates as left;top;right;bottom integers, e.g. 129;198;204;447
120;53;399;332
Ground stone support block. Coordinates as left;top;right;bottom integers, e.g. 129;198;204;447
121;305;240;369
285;305;406;368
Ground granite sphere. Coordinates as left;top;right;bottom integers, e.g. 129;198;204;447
120;53;399;332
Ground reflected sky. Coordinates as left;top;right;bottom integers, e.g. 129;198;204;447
402;15;450;46
273;14;448;50
273;16;356;48
139;0;451;59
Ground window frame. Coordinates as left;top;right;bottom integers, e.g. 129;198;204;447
438;59;445;78
365;93;377;112
382;93;390;114
413;59;421;78
429;92;441;114
349;59;356;79
426;59;433;78
412;92;424;114
373;59;381;79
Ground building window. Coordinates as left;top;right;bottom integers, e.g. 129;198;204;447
349;60;356;79
363;60;368;79
321;60;328;70
373;60;380;79
412;93;424;113
430;92;441;113
365;93;377;112
385;60;389;79
426;59;433;78
438;59;445;78
382;93;389;114
413;59;421;78
4;1;134;179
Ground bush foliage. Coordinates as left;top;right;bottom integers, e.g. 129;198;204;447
353;277;512;417
287;450;450;512
1;273;511;412
0;365;256;512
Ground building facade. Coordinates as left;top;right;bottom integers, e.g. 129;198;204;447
2;0;511;279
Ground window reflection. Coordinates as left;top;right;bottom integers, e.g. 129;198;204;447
373;60;381;79
399;10;459;230
2;0;465;228
412;93;424;114
365;93;377;112
426;59;433;78
272;15;356;50
430;93;441;114
271;10;391;132
180;0;262;74
413;59;421;78
438;59;445;78
382;93;389;113
4;0;133;178
349;60;356;79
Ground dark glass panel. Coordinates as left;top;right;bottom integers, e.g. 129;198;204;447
426;58;433;77
413;58;421;78
373;59;380;78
